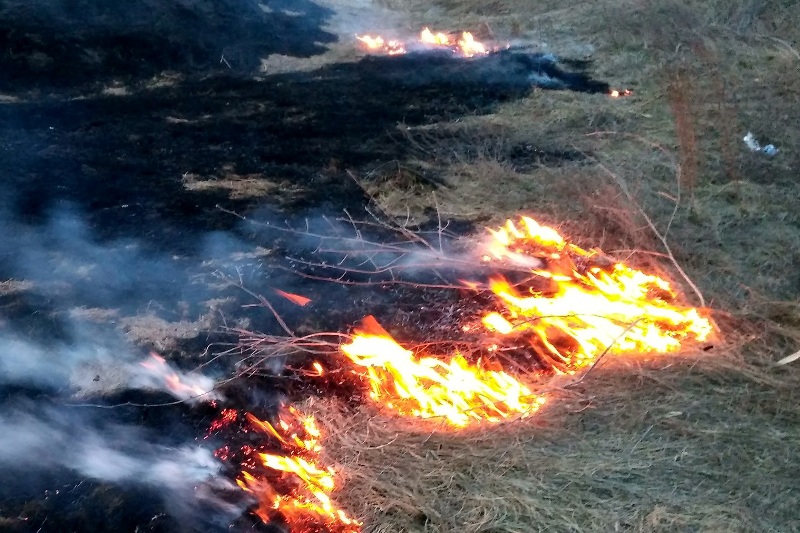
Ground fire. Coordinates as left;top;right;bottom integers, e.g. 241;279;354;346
610;89;633;98
136;352;218;402
480;217;713;372
237;406;360;532
356;34;406;55
356;27;490;58
340;316;546;427
275;288;313;307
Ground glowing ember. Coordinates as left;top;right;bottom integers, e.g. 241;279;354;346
237;406;360;532
356;27;491;58
340;316;546;427
275;288;313;307
480;217;713;372
205;408;238;438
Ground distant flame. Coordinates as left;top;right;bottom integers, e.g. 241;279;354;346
356;34;406;55
357;27;491;58
480;217;713;372
341;316;546;428
609;89;633;98
236;406;360;532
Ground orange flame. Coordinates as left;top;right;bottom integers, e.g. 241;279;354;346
481;217;713;372
138;352;216;401
357;27;490;58
237;406;360;532
610;89;633;98
340;316;546;427
275;288;312;307
356;34;406;55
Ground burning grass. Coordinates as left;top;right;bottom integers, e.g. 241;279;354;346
313;338;800;532
221;212;723;529
280;0;800;531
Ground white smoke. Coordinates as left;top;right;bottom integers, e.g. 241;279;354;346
0;330;221;404
0;404;242;524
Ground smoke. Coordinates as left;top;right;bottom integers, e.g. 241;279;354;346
132;353;222;403
0;325;221;403
248;211;527;282
0;402;243;527
0;204;259;527
0;205;196;312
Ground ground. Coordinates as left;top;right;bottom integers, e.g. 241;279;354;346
0;0;798;532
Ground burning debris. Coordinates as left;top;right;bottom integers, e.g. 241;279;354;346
212;214;714;531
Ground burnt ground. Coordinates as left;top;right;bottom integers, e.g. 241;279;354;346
0;1;624;531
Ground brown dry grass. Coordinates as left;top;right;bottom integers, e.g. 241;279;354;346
314;338;799;532
315;0;800;531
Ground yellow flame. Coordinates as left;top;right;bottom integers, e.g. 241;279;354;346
483;217;713;372
356;34;406;55
357;28;490;58
340;317;546;427
238;408;361;532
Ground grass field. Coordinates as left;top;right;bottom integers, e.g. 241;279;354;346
315;1;800;531
1;0;796;530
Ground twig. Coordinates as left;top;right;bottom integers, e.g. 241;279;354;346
574;146;706;307
562;318;644;389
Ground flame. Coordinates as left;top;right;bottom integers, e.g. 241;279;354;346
356;34;406;55
610;89;633;98
357;27;490;58
237;406;361;532
275;288;312;307
137;352;218;402
481;217;713;372
340;316;546;427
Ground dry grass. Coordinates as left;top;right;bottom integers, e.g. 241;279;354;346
309;0;800;531
315;339;799;532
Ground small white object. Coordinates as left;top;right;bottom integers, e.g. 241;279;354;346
743;131;779;155
743;131;760;151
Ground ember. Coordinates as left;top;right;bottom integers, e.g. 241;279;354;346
236;406;360;532
479;217;713;372
276;288;313;307
341;316;546;428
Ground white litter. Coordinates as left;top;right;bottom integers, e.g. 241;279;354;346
743;131;779;155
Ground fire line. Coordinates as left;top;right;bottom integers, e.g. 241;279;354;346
357;27;492;58
223;215;712;531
